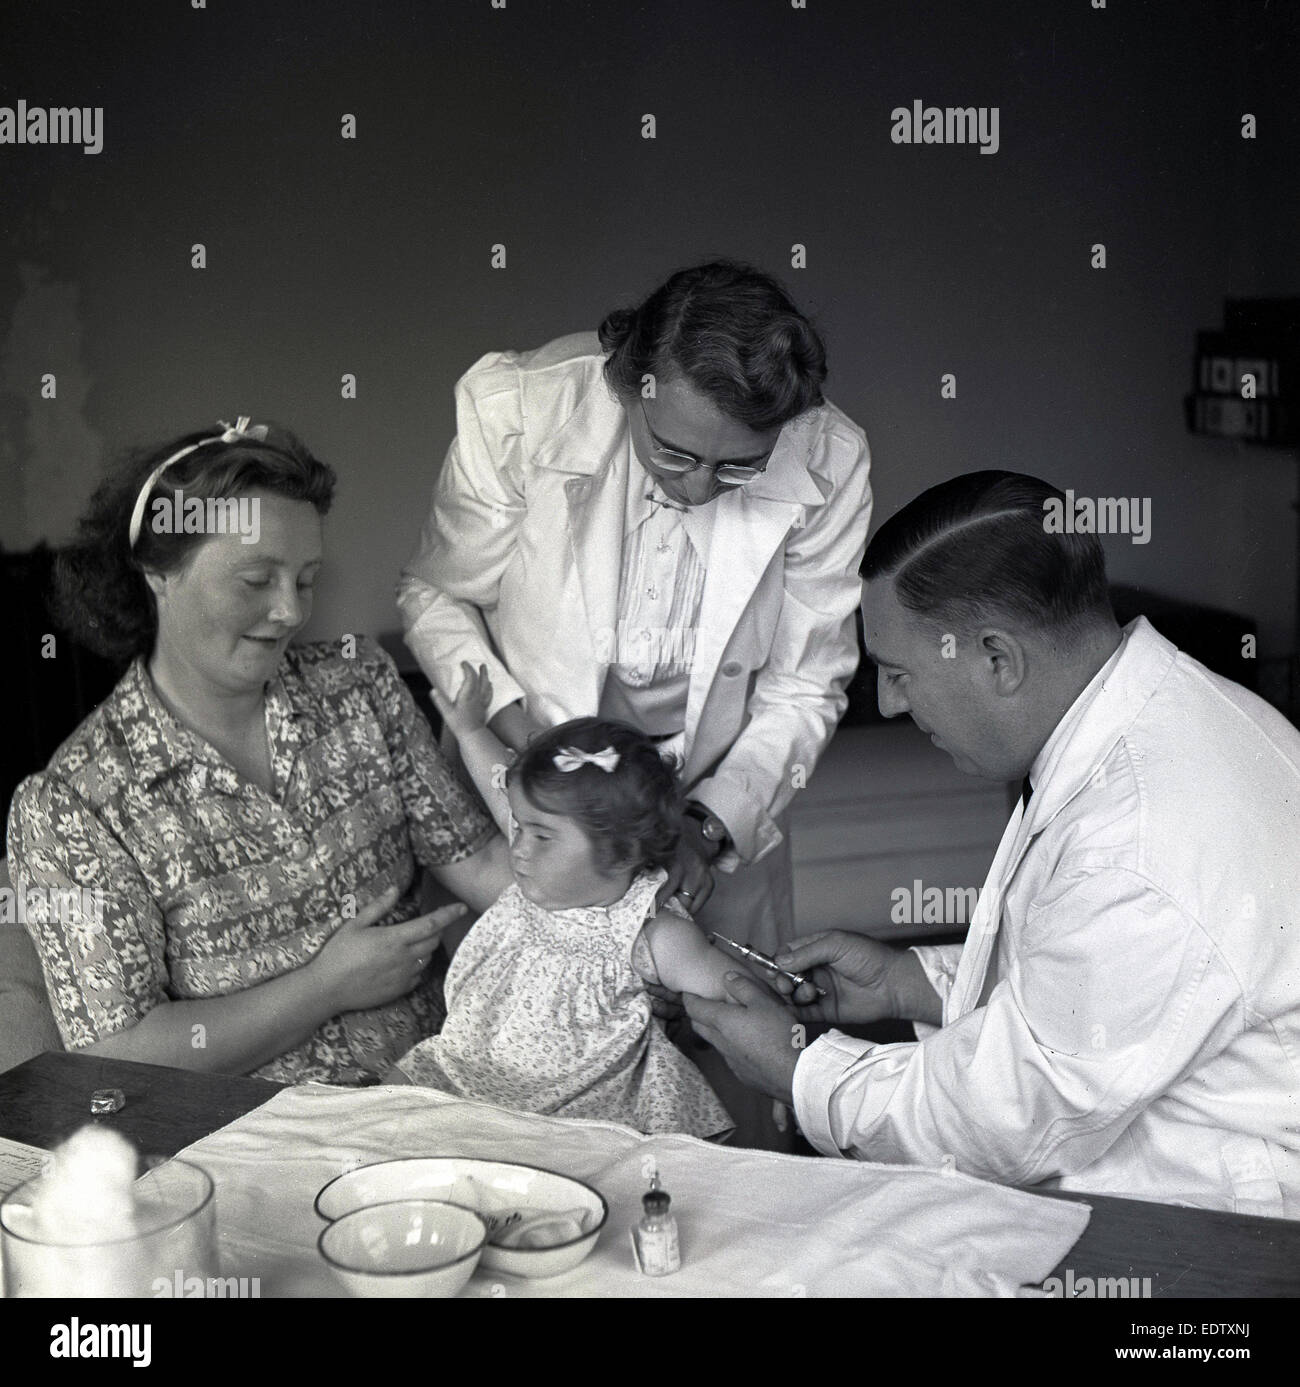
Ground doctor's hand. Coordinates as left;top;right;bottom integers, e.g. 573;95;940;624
644;981;686;1027
771;930;939;1027
683;973;801;1106
656;815;719;913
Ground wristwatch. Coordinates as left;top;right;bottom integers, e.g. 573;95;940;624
684;801;731;853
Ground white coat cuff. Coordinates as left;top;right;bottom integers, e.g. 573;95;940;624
909;943;961;1022
404;605;527;722
690;774;778;865
395;573;438;630
792;1030;876;1157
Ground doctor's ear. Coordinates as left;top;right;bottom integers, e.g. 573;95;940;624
979;628;1028;696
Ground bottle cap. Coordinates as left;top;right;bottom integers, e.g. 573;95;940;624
642;1188;671;1216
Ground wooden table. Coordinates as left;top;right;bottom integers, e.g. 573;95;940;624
3;1051;1298;1297
0;1052;282;1165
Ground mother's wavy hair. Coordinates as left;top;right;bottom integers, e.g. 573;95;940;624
598;259;827;431
54;422;336;666
508;718;683;874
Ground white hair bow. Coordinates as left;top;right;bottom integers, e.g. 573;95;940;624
552;746;620;773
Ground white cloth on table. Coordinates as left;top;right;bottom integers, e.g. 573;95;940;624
172;1082;1090;1297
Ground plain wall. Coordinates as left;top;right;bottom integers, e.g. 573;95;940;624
2;0;1297;656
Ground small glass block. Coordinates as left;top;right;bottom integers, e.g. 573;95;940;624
89;1088;125;1115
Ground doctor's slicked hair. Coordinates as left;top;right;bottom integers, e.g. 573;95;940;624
598;260;827;431
861;471;1114;637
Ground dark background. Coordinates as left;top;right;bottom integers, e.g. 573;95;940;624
2;1;1298;808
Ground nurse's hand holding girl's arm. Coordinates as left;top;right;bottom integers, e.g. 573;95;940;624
680;972;802;1106
488;700;547;756
655;806;725;914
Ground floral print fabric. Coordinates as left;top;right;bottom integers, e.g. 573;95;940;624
396;869;733;1138
6;638;494;1083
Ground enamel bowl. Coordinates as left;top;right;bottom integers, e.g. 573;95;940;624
317;1199;486;1297
316;1158;607;1279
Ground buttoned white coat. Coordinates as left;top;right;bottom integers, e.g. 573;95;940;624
398;334;872;951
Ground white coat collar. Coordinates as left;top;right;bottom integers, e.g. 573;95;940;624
946;617;1177;1022
1022;617;1176;838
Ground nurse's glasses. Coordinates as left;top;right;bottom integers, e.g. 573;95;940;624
638;400;773;485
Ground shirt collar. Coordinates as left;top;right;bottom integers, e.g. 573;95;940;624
623;445;658;534
623;437;715;557
123;657;219;789
123;652;316;791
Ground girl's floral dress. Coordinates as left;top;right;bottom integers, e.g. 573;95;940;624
397;868;732;1138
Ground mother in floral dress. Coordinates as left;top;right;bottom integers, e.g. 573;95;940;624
6;419;513;1084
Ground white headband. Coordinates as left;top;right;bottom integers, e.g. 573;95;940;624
127;417;269;549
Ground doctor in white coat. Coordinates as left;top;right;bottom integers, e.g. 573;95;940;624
398;261;872;958
686;471;1300;1215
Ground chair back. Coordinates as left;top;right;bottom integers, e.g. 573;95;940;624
0;856;64;1073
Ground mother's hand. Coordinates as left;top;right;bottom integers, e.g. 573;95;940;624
310;887;468;1014
80;888;469;1077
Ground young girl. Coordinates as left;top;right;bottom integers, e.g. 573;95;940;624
386;664;750;1139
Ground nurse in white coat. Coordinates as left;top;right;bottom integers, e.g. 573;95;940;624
398;261;872;958
687;471;1300;1215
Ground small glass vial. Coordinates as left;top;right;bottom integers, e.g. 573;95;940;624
631;1178;680;1276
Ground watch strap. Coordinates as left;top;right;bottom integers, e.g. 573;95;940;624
685;801;730;850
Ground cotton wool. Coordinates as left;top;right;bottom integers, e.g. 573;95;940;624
29;1125;141;1243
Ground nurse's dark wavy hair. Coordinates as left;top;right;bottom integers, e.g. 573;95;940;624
861;471;1114;637
598;260;827;431
508;718;683;874
54;423;336;666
